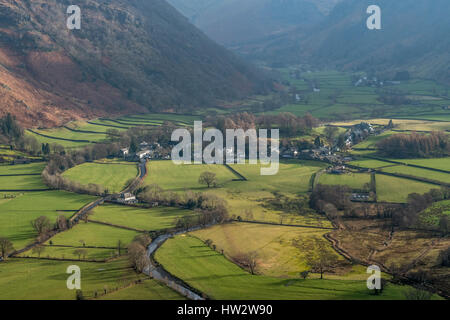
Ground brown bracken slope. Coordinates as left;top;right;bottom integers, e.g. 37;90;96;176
0;0;268;128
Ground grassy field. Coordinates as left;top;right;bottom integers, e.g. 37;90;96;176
269;70;450;121
0;162;45;175
62;161;138;193
97;280;183;300
318;173;371;190
145;161;237;191
375;175;436;203
348;159;394;169
0;175;47;190
381;166;450;184
90;204;195;231
25;131;95;149
191;223;343;277
47;222;141;248
0;191;96;250
18;246;117;261
391;158;450;172
155;235;421;300
0;257;149;300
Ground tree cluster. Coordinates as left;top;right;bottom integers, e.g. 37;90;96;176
377;131;449;158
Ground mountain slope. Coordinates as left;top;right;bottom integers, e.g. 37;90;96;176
0;0;267;128
167;0;328;46
238;0;450;82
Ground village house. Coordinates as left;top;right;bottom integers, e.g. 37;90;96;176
115;192;137;204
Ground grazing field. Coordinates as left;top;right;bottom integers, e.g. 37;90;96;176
31;127;108;143
318;173;371;190
18;246;116;261
191;223;343;277
348;159;393;169
0;162;45;175
97;280;184;300
352;131;396;149
0;191;96;249
391;158;450;172
0;257;148;300
145;161;236;191
0;175;47;190
155;235;418;300
47;222;141;248
62;161;138;193
90;204;195;231
375;175;436;203
381;166;450;184
25;131;95;149
332;119;450;132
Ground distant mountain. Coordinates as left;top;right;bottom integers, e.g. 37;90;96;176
0;0;268;127
237;0;450;83
167;0;331;46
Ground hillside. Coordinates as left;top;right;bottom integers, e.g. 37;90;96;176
236;0;450;83
0;0;267;128
167;0;330;46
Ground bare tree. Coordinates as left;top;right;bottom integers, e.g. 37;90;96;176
198;171;217;188
0;237;14;260
56;215;68;231
31;216;52;236
32;245;46;258
73;249;87;260
128;242;150;273
293;236;338;279
403;288;433;300
233;251;259;275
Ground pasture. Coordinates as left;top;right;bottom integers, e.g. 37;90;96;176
0;191;96;250
155;235;419;300
62;161;138;193
381;166;450;184
90;204;195;231
190;222;343;277
0;257;150;300
97;280;183;300
47;222;141;248
145;161;237;191
375;175;436;203
318;172;371;190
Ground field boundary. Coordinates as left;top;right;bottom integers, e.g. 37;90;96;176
27;129;95;144
223;164;247;181
235;219;335;230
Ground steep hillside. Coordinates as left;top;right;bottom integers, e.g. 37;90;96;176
167;0;326;46
0;0;267;128
237;0;450;82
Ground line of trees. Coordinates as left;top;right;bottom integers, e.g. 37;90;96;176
209;112;319;138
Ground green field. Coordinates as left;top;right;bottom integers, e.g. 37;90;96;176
47;222;141;248
18;246;117;261
62;161;138;193
0;162;46;175
391;158;450;172
145;161;237;191
349;159;393;169
318;172;371;190
0;257;149;300
0;175;47;190
381;166;450;184
25;131;94;149
0;191;96;249
97;280;183;300
90;204;195;231
376;175;436;203
191;223;341;277
155;235;422;300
